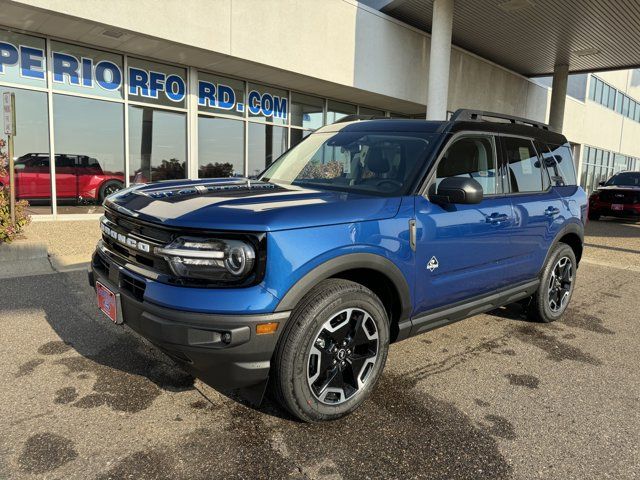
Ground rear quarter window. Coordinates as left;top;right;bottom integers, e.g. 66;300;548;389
540;143;577;187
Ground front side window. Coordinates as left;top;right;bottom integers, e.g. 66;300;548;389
434;135;498;195
260;130;434;196
504;137;545;193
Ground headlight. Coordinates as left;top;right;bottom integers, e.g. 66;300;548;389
156;237;256;282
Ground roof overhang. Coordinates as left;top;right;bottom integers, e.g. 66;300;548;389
362;0;640;76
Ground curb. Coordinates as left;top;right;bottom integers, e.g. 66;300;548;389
0;241;53;279
0;240;49;261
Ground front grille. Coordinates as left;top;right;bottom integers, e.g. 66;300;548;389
100;209;172;275
120;271;146;302
92;252;110;276
599;190;639;204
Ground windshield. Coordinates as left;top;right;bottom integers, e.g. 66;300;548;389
606;172;640;186
260;130;435;196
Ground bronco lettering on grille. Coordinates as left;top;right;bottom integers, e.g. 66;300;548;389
101;221;151;253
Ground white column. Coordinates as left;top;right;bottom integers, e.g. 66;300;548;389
549;63;569;132
426;0;454;120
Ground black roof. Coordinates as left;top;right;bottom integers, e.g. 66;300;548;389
320;109;567;145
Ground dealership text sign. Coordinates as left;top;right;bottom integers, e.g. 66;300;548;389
0;41;287;120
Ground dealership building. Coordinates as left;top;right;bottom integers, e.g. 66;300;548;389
0;0;639;219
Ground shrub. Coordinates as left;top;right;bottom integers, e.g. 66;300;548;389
0;139;31;243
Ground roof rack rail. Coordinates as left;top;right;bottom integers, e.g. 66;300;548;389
449;109;549;130
332;114;392;124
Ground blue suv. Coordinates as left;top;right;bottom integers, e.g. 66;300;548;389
89;110;587;422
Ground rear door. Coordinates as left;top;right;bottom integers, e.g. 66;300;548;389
413;133;517;315
501;136;564;283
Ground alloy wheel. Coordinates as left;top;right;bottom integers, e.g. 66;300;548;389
548;256;573;313
307;308;379;405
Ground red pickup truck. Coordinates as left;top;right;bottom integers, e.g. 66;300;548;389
0;153;124;203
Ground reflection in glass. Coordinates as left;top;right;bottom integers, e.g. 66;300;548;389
53;94;125;213
248;123;287;177
247;83;288;125
359;106;384;117
326;100;356;124
198;116;244;178
290;128;311;148
129;106;186;183
290;93;324;129
198;72;245;118
0;87;50;214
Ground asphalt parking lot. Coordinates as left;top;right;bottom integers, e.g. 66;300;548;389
1;218;639;479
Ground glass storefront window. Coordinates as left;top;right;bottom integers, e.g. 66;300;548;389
129;105;186;182
197;72;245;118
51;41;123;100
128;58;187;108
0;30;47;89
198;116;244;178
247;123;287;177
290;93;323;129
326;100;356;124
1;87;51;214
247;83;288;125
290;128;311;148
359;106;385;117
53;94;124;214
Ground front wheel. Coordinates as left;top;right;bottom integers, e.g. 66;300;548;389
272;279;389;422
528;243;577;323
98;180;123;202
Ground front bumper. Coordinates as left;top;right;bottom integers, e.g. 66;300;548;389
88;250;290;391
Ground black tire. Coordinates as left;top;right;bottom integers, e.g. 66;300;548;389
99;180;123;202
588;211;600;221
272;279;389;422
528;243;577;323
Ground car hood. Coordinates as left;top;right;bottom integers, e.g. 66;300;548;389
104;178;402;232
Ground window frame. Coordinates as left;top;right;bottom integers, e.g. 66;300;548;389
422;131;503;199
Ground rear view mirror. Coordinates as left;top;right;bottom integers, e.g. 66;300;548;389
429;177;483;205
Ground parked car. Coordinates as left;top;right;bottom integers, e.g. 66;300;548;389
0;153;124;203
89;110;587;422
588;171;640;220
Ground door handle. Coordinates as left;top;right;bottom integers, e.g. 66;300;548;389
545;206;560;217
486;213;509;224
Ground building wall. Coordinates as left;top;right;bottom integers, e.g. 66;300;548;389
6;0;550;118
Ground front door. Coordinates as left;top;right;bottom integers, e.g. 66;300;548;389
413;133;516;317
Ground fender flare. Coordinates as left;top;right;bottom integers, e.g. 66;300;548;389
274;253;412;322
541;222;584;273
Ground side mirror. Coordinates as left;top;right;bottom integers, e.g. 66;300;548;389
429;177;484;205
598;181;606;187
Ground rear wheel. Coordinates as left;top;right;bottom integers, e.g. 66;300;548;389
528;243;577;323
272;279;389;422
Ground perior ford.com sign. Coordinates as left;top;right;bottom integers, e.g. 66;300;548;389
0;40;288;120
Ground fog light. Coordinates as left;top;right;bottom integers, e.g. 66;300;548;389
221;332;232;344
256;322;279;335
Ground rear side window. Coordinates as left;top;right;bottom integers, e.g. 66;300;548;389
538;143;577;186
503;137;545;193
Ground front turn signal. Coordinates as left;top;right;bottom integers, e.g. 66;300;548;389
256;322;279;335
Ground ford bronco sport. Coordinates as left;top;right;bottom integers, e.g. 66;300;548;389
89;109;587;422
